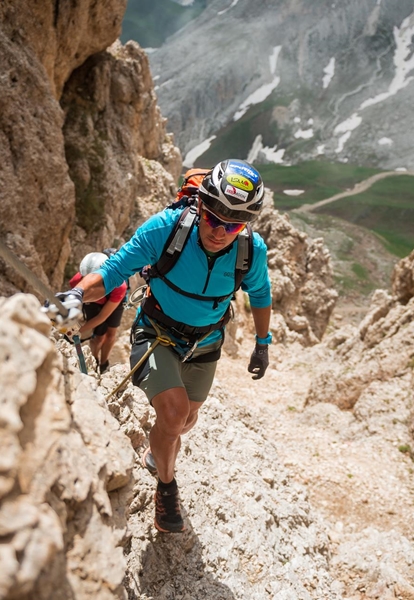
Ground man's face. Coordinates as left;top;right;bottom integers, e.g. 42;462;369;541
198;204;247;253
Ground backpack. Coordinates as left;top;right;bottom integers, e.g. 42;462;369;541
175;168;211;204
144;167;253;308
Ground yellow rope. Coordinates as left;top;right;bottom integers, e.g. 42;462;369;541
105;319;175;401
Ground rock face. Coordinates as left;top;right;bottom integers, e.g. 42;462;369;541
0;293;344;600
149;0;414;169
61;40;181;269
0;0;181;296
305;251;414;415
0;0;337;344
0;294;135;599
255;195;338;344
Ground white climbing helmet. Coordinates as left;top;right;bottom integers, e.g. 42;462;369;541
79;252;108;276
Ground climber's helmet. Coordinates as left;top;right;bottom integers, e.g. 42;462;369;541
79;252;108;276
198;159;264;223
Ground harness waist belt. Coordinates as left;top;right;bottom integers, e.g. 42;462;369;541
141;294;231;340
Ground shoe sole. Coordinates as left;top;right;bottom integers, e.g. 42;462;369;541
154;518;185;533
141;447;158;475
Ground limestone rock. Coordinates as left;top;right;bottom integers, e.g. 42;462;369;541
305;252;414;414
255;194;338;345
0;1;181;295
0;294;135;599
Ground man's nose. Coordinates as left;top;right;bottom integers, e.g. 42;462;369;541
211;226;226;238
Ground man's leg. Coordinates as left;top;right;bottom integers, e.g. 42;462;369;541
89;334;104;362
150;387;201;484
99;326;118;365
149;387;195;533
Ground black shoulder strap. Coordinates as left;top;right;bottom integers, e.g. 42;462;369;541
148;212;253;303
234;223;253;290
150;205;198;278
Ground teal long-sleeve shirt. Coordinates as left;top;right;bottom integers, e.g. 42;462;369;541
97;207;271;346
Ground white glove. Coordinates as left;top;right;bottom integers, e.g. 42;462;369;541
42;288;84;326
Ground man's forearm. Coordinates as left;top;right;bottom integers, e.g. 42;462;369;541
250;305;271;338
76;273;107;302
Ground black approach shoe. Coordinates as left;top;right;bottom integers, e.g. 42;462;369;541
154;480;185;533
99;360;110;374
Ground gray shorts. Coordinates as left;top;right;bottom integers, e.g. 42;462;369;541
130;326;220;403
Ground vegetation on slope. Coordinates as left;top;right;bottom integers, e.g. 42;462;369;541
121;0;206;48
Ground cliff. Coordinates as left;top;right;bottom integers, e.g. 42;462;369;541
149;0;414;170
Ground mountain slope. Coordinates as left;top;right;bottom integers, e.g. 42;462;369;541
148;0;414;170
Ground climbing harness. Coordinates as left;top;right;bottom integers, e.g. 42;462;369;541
104;316;213;401
105;318;176;400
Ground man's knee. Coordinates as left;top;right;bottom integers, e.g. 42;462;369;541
182;411;198;434
153;389;191;437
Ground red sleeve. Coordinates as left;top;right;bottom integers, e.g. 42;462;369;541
69;272;83;288
107;281;128;303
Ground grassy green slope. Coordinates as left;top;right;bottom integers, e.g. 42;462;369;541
264;161;382;209
314;176;414;257
121;0;206;47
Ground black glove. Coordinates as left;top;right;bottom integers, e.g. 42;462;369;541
42;287;84;326
247;343;269;380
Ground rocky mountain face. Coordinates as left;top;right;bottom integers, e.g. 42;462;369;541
149;0;414;170
2;250;413;599
0;0;181;296
1;1;413;599
0;0;337;344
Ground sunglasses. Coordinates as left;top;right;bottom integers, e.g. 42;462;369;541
201;206;246;235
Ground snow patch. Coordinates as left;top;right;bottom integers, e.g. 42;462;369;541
233;78;280;120
317;144;325;155
294;117;301;123
247;134;285;164
395;167;407;172
334;113;362;135
233;46;282;121
336;131;352;153
269;46;282;75
378;137;393;146
294;129;314;140
218;0;240;16
360;15;414;110
322;57;335;89
183;136;216;168
283;189;305;196
155;78;173;91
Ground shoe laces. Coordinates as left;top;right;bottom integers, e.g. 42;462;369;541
155;486;182;523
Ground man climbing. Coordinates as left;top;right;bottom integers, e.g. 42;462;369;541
70;252;127;373
53;159;272;533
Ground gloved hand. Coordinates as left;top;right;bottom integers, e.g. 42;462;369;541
247;343;269;380
42;287;84;326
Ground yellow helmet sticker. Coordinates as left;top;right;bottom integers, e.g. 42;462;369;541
226;174;254;191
